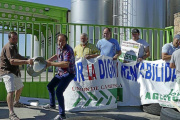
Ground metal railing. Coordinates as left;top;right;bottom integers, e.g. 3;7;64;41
0;20;174;83
0;20;174;100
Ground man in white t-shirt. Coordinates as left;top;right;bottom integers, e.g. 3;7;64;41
128;28;150;61
170;49;180;92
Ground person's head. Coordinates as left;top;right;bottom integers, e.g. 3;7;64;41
173;34;180;47
103;28;111;40
8;32;18;44
81;33;88;45
132;28;140;40
57;34;68;49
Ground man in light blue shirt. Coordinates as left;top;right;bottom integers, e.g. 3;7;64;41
162;34;180;62
96;28;121;60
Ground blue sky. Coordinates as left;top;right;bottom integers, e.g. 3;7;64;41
20;0;71;9
0;0;71;56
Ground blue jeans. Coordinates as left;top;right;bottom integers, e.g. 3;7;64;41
47;73;75;115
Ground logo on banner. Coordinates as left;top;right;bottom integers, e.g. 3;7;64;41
72;89;117;107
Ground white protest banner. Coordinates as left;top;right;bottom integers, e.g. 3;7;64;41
119;41;140;62
139;60;180;108
117;61;142;106
64;56;118;111
64;56;180;110
117;59;180;108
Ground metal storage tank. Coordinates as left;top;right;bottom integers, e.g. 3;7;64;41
116;0;166;59
115;0;166;28
70;0;113;48
167;0;180;26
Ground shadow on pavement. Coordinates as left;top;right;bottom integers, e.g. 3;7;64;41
0;109;9;119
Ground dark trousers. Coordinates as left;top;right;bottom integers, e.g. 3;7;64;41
47;73;75;115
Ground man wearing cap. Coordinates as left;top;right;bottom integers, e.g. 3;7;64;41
0;32;33;120
74;33;100;59
162;34;180;62
43;34;75;120
96;28;121;60
128;28;150;61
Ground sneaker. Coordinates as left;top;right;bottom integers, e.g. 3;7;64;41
52;114;66;120
13;102;26;107
42;104;56;109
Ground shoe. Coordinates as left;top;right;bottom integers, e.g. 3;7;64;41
9;113;20;120
52;114;66;120
42;104;56;109
13;102;26;107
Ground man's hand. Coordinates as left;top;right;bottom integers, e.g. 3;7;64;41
113;56;118;60
113;50;121;60
138;58;143;62
27;59;33;65
85;55;92;59
46;60;51;68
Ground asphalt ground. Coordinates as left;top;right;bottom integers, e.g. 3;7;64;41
0;102;160;120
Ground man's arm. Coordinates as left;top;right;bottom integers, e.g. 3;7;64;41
96;40;101;51
142;46;150;59
46;61;69;68
10;59;33;65
47;55;58;62
162;53;171;60
5;48;32;65
113;50;121;60
170;53;176;68
47;50;71;68
170;63;176;68
113;40;121;60
85;54;100;59
138;46;150;61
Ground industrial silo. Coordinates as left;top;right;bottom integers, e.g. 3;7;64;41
116;0;167;59
70;0;113;48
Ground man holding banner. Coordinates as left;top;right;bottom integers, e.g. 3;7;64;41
170;48;180;92
162;34;180;62
43;34;75;120
128;28;150;61
74;33;100;59
96;28;121;60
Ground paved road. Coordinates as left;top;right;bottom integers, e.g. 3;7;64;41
0;71;160;120
0;102;160;120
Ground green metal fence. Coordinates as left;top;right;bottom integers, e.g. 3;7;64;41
0;20;174;101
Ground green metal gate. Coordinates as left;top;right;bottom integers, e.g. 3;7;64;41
0;20;174;101
0;0;174;101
